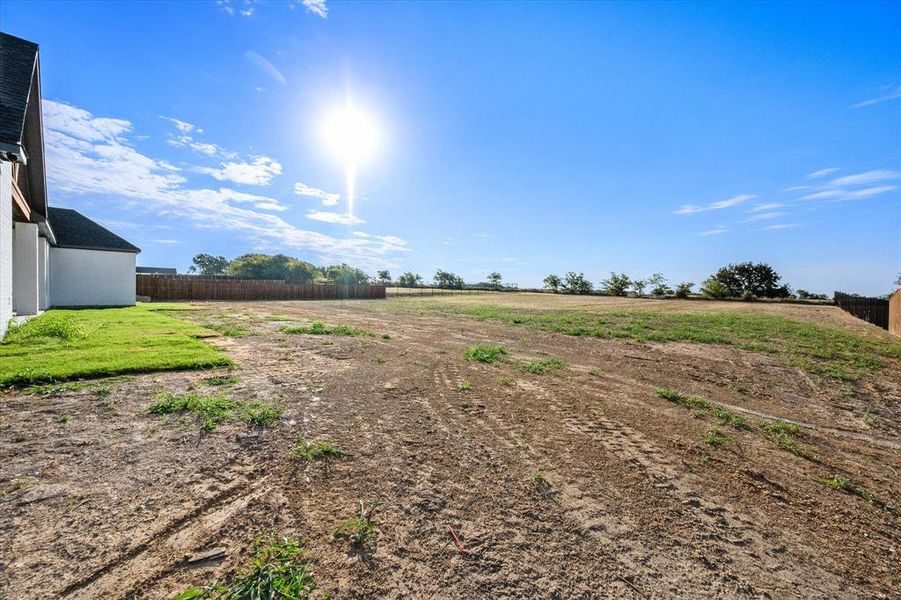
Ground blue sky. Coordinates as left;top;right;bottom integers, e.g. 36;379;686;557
2;0;899;294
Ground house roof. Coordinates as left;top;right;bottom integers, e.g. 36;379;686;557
48;207;141;254
0;32;38;152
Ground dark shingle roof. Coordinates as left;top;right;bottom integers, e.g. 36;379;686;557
48;207;141;254
0;32;38;148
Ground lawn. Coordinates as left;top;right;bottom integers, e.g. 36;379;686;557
400;301;901;380
0;305;231;386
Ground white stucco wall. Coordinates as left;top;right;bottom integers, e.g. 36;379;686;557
50;247;136;307
0;162;12;338
38;237;49;310
12;221;39;316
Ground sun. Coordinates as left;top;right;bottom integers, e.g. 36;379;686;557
320;103;380;165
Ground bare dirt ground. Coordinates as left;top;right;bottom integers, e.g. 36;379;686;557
1;294;899;598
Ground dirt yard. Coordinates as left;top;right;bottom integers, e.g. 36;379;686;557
1;294;899;598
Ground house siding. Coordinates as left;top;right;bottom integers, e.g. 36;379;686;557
12;221;39;316
50;247;136;307
0;162;12;338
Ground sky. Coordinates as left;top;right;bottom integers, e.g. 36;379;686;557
2;0;899;295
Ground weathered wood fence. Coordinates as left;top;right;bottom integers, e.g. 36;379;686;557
137;274;385;301
834;291;889;330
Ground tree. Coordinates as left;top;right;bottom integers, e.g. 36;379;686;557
487;272;502;290
322;264;370;285
647;273;671;296
700;278;730;299
562;272;593;294
188;254;229;276
601;272;631;296
631;279;647;297
376;270;392;285
674;282;694;298
707;262;790;298
895;273;901;287
227;253;318;283
434;270;464;289
396;272;423;287
796;289;828;300
543;274;561;293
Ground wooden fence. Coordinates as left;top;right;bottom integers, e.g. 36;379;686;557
834;291;889;330
137;274;385;301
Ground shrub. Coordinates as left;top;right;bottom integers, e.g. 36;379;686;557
700;278;730;299
706;262;790;298
648;273;671;296
674;282;694;298
520;357;566;374
741;290;757;302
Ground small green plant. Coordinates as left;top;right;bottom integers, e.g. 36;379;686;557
531;470;551;492
93;384;112;398
655;387;710;410
374;354;386;364
762;419;808;457
382;333;391;340
456;379;473;391
4;315;84;341
174;535;317;599
713;406;750;430
203;323;249;337
239;401;283;427
499;376;514;387
204;374;239;386
293;435;344;462
281;320;372;336
148;392;280;430
814;474;875;503
58;413;73;424
703;426;731;447
333;501;378;552
588;368;602;377
520;357;566;375
463;343;508;364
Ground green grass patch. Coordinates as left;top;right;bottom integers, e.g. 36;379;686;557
147;392;280;430
203;374;239;386
281;320;373;337
499;375;515;387
58;413;73;424
713;406;750;430
0;307;230;387
174;535;317;600
463;343;508;364
202;322;249;337
456;379;473;391
703;426;731;447
293;435;344;462
762;419;810;458
520;356;566;374
655;387;710;410
333;503;378;552
407;303;901;380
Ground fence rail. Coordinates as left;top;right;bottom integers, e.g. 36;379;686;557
137;274;385;301
834;291;889;330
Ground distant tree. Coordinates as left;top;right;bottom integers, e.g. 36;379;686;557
434;270;464;289
647;273;671;296
601;272;632;296
227;254;318;283
543;274;561;293
562;272;593;294
707;262;790;298
487;272;503;290
674;282;694;298
700;278;730;299
188;254;229;276
376;270;392;285
322;264;370;285
895;273;901;287
396;272;423;287
631;279;647;297
796;289;828;301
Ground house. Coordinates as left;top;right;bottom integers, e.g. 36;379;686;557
1;32;140;338
137;266;178;275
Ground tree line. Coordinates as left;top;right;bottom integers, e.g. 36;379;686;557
189;253;370;285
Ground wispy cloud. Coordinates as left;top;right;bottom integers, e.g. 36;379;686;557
851;85;901;108
161;116;236;158
748;202;783;212
197;156;283;186
674;193;756;215
699;227;729;236
217;1;257;17
294;182;340;206
800;185;897;202
152;239;182;244
762;223;801;230
806;167;839;179
43;99;408;268
744;211;785;222
829;169;900;187
306;211;364;225
245;50;286;85
300;0;328;18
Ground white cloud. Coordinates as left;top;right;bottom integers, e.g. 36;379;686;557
851;85;901;108
152;239;182;244
306;211;364;225
674;193;756;215
748;203;783;212
160;116;197;133
217;1;256;17
301;0;328;18
699;227;728;236
763;223;801;230
783;185;812;192
806;167;839;179
162;116;237;159
294;182;341;206
800;185;897;202
198;156;283;186
829;169;900;187
744;211;785;222
42;99;408;268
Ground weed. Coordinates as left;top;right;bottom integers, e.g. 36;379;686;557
204;375;239;386
655;387;710;410
456;380;473;391
58;413;73;424
293;435;344;462
499;376;515;387
282;320;372;336
762;419;809;457
239;401;282;427
814;474;876;503
463;343;508;364
333;501;378;551
703;426;731;447
382;333;392;340
531;470;551;492
93;385;112;398
713;406;750;430
148;392;279;430
520;357;566;375
4;315;84;341
588;368;603;377
374;354;387;364
203;323;249;337
174;535;317;599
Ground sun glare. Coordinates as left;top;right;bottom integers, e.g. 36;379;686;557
320;103;380;217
